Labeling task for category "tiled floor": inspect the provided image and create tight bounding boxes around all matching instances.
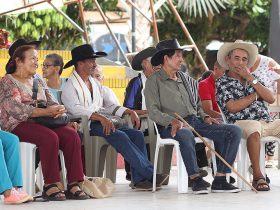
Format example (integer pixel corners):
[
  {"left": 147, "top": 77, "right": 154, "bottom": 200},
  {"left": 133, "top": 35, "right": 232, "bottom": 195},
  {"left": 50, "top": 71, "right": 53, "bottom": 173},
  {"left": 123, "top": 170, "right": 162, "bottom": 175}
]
[{"left": 1, "top": 164, "right": 280, "bottom": 210}]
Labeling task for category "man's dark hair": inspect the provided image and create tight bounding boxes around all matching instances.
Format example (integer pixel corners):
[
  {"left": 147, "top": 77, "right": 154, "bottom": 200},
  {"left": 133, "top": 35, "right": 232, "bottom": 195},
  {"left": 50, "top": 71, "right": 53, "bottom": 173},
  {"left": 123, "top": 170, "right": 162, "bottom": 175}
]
[{"left": 160, "top": 49, "right": 176, "bottom": 64}]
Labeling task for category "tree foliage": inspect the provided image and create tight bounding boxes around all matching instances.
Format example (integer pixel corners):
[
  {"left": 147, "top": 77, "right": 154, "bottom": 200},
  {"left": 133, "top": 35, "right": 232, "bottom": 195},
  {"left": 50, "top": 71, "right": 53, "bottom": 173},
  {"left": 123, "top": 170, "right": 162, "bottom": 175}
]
[
  {"left": 157, "top": 0, "right": 271, "bottom": 77},
  {"left": 177, "top": 0, "right": 232, "bottom": 17},
  {"left": 0, "top": 0, "right": 118, "bottom": 50}
]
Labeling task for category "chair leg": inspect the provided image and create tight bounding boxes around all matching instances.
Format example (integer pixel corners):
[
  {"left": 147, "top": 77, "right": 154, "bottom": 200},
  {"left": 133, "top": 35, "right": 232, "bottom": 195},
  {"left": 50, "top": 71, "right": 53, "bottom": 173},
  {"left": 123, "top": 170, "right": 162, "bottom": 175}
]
[
  {"left": 209, "top": 141, "right": 217, "bottom": 176},
  {"left": 175, "top": 144, "right": 188, "bottom": 193},
  {"left": 59, "top": 151, "right": 67, "bottom": 190},
  {"left": 278, "top": 142, "right": 280, "bottom": 169},
  {"left": 152, "top": 144, "right": 160, "bottom": 192},
  {"left": 20, "top": 143, "right": 37, "bottom": 195},
  {"left": 105, "top": 146, "right": 117, "bottom": 183},
  {"left": 35, "top": 163, "right": 44, "bottom": 192},
  {"left": 260, "top": 142, "right": 266, "bottom": 178}
]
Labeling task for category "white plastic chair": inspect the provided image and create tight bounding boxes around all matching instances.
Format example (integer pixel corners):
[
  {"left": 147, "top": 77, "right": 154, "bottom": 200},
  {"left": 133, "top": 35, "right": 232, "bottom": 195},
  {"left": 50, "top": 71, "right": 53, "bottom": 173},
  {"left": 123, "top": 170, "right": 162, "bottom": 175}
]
[
  {"left": 152, "top": 122, "right": 216, "bottom": 193},
  {"left": 237, "top": 136, "right": 280, "bottom": 190},
  {"left": 218, "top": 105, "right": 280, "bottom": 189},
  {"left": 20, "top": 142, "right": 67, "bottom": 195}
]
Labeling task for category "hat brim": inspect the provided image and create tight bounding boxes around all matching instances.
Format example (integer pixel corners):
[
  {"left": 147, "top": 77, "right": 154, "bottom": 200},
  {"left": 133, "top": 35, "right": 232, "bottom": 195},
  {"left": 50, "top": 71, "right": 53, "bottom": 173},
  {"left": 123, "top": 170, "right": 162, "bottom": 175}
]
[
  {"left": 217, "top": 42, "right": 258, "bottom": 69},
  {"left": 6, "top": 40, "right": 41, "bottom": 71},
  {"left": 131, "top": 48, "right": 157, "bottom": 70},
  {"left": 151, "top": 47, "right": 189, "bottom": 66},
  {"left": 8, "top": 40, "right": 41, "bottom": 56},
  {"left": 63, "top": 52, "right": 107, "bottom": 69}
]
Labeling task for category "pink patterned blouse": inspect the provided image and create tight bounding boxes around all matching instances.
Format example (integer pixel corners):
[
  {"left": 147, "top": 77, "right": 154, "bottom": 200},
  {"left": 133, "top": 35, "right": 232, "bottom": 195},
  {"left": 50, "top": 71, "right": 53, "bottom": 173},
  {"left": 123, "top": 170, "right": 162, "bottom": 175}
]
[{"left": 0, "top": 74, "right": 58, "bottom": 132}]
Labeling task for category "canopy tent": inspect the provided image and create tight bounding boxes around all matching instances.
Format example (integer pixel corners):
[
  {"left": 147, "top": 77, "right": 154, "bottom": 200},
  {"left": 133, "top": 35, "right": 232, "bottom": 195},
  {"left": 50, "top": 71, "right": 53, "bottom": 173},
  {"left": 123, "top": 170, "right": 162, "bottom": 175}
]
[
  {"left": 0, "top": 0, "right": 64, "bottom": 14},
  {"left": 0, "top": 0, "right": 209, "bottom": 72}
]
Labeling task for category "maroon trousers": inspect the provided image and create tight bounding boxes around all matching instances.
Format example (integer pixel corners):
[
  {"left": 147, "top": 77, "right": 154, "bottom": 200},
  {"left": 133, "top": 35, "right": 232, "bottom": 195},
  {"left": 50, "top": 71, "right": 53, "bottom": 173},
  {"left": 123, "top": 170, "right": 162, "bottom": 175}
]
[{"left": 12, "top": 122, "right": 84, "bottom": 184}]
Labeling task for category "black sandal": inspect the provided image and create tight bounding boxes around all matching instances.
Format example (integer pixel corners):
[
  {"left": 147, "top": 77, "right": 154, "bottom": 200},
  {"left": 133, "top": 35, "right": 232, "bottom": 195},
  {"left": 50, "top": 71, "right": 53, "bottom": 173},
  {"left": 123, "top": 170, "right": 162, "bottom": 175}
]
[
  {"left": 65, "top": 183, "right": 89, "bottom": 200},
  {"left": 42, "top": 183, "right": 66, "bottom": 201},
  {"left": 252, "top": 177, "right": 270, "bottom": 191}
]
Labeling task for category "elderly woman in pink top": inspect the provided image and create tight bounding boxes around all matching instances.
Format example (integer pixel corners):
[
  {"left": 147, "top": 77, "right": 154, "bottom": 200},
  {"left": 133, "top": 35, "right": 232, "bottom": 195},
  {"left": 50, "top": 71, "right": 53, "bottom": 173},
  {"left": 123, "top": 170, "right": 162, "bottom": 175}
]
[{"left": 0, "top": 45, "right": 88, "bottom": 201}]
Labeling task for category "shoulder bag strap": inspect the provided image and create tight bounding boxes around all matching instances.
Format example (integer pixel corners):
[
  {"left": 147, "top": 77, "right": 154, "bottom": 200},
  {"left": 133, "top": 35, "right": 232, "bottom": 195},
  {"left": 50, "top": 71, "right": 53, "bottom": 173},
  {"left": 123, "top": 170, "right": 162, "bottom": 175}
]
[{"left": 32, "top": 78, "right": 39, "bottom": 106}]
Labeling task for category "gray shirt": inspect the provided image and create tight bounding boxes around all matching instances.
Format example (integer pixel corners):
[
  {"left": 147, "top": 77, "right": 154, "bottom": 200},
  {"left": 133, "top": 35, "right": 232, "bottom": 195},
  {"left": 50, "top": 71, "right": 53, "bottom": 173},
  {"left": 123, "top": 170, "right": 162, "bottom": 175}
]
[{"left": 144, "top": 69, "right": 208, "bottom": 127}]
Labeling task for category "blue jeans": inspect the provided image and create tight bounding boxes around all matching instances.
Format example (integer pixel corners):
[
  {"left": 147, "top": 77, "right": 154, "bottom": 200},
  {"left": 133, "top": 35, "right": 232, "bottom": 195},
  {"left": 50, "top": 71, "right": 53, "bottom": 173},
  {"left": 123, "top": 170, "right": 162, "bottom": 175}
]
[
  {"left": 160, "top": 116, "right": 241, "bottom": 177},
  {"left": 90, "top": 122, "right": 153, "bottom": 184}
]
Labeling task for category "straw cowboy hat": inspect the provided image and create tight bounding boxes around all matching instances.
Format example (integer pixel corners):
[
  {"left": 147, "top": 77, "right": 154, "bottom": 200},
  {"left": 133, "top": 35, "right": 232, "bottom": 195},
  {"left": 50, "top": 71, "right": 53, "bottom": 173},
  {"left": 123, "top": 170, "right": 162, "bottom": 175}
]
[
  {"left": 151, "top": 39, "right": 191, "bottom": 66},
  {"left": 64, "top": 44, "right": 107, "bottom": 69},
  {"left": 217, "top": 40, "right": 258, "bottom": 69},
  {"left": 131, "top": 47, "right": 157, "bottom": 70},
  {"left": 5, "top": 38, "right": 41, "bottom": 71}
]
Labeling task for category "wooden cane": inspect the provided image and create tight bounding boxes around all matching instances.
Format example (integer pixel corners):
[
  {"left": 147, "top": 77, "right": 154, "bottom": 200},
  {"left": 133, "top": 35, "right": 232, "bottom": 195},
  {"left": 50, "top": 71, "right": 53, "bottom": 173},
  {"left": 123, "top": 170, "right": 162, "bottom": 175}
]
[{"left": 174, "top": 113, "right": 258, "bottom": 193}]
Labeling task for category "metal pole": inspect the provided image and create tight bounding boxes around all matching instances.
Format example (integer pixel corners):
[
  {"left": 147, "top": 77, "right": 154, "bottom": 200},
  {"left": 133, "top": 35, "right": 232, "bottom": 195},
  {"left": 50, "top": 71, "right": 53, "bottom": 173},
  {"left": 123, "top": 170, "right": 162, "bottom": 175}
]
[
  {"left": 48, "top": 1, "right": 85, "bottom": 33},
  {"left": 149, "top": 0, "right": 159, "bottom": 43},
  {"left": 93, "top": 0, "right": 132, "bottom": 68},
  {"left": 126, "top": 0, "right": 152, "bottom": 23},
  {"left": 0, "top": 0, "right": 47, "bottom": 16},
  {"left": 131, "top": 0, "right": 136, "bottom": 52},
  {"left": 77, "top": 0, "right": 89, "bottom": 43},
  {"left": 166, "top": 0, "right": 209, "bottom": 71}
]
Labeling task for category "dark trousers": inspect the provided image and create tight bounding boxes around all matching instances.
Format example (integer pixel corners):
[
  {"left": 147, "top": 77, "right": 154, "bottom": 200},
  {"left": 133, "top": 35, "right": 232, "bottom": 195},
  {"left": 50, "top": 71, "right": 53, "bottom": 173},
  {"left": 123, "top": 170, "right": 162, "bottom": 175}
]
[{"left": 12, "top": 122, "right": 84, "bottom": 184}]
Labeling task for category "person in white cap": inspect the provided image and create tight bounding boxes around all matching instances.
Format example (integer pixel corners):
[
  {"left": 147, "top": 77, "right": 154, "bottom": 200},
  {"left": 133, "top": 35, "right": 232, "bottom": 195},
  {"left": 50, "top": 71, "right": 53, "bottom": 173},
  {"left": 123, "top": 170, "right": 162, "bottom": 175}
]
[{"left": 216, "top": 40, "right": 280, "bottom": 191}]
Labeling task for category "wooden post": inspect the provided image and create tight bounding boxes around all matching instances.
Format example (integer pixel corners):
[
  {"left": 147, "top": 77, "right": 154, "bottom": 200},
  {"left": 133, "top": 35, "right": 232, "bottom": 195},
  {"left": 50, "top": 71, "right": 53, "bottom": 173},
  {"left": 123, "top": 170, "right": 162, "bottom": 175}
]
[
  {"left": 149, "top": 0, "right": 159, "bottom": 43},
  {"left": 77, "top": 0, "right": 89, "bottom": 43},
  {"left": 0, "top": 0, "right": 47, "bottom": 16}
]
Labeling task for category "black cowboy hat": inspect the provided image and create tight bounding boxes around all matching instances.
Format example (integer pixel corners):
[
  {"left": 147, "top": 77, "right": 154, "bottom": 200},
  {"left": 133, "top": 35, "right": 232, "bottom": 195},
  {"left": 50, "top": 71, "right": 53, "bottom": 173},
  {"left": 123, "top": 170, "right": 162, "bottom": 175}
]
[
  {"left": 64, "top": 44, "right": 107, "bottom": 69},
  {"left": 151, "top": 39, "right": 190, "bottom": 66},
  {"left": 131, "top": 47, "right": 157, "bottom": 71},
  {"left": 5, "top": 38, "right": 41, "bottom": 71}
]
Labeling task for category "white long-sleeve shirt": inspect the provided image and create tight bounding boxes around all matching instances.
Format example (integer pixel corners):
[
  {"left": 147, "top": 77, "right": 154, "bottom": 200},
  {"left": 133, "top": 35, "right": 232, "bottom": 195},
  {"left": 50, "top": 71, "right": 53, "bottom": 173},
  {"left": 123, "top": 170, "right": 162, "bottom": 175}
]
[{"left": 61, "top": 71, "right": 127, "bottom": 120}]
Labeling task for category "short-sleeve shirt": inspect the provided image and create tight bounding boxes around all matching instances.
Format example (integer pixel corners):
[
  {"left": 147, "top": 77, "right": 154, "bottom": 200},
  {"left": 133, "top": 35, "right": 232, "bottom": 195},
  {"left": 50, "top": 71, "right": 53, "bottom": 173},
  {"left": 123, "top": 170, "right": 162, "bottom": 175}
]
[
  {"left": 198, "top": 73, "right": 220, "bottom": 113},
  {"left": 216, "top": 72, "right": 272, "bottom": 124}
]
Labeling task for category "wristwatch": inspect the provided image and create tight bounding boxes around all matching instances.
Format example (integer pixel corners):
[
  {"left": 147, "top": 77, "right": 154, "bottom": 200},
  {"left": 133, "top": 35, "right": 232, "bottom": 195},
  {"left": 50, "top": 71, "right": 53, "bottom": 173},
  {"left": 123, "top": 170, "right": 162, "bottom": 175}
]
[{"left": 251, "top": 78, "right": 258, "bottom": 85}]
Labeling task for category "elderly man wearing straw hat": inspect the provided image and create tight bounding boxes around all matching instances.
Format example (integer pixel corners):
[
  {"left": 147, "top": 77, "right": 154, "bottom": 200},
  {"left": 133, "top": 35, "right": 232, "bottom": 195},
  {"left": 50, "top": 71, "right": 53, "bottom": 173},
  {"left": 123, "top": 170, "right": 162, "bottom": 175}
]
[
  {"left": 216, "top": 40, "right": 280, "bottom": 191},
  {"left": 144, "top": 38, "right": 242, "bottom": 194}
]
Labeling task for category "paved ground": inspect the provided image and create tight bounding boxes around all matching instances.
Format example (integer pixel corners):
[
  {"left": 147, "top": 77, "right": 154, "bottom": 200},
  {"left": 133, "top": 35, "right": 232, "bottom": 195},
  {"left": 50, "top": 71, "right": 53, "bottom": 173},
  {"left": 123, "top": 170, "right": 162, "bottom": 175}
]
[{"left": 1, "top": 162, "right": 280, "bottom": 210}]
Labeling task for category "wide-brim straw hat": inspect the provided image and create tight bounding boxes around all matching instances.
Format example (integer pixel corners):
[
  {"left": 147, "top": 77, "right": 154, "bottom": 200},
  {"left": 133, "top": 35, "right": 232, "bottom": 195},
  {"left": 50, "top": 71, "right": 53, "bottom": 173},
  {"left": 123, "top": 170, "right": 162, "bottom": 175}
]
[{"left": 217, "top": 40, "right": 258, "bottom": 69}]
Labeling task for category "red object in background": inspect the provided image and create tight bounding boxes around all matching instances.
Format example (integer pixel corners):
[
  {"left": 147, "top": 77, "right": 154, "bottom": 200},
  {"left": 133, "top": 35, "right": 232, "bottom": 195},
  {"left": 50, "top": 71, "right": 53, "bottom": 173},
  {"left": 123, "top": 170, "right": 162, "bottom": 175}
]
[{"left": 0, "top": 29, "right": 9, "bottom": 49}]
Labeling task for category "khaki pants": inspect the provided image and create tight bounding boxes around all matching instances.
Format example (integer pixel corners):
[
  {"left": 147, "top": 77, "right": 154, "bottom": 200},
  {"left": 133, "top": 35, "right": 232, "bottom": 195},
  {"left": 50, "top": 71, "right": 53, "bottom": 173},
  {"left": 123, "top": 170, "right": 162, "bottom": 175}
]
[{"left": 235, "top": 119, "right": 280, "bottom": 139}]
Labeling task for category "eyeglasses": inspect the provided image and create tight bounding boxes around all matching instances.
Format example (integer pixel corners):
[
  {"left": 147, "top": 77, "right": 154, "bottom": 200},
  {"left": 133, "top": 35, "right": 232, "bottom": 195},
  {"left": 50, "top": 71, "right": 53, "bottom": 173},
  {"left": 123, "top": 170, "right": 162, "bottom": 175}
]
[{"left": 41, "top": 64, "right": 57, "bottom": 69}]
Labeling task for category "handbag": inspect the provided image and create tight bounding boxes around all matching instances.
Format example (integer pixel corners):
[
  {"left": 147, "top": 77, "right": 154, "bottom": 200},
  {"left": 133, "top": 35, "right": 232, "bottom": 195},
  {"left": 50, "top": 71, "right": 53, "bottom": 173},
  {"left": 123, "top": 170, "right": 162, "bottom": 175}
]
[
  {"left": 79, "top": 177, "right": 115, "bottom": 198},
  {"left": 30, "top": 79, "right": 70, "bottom": 128}
]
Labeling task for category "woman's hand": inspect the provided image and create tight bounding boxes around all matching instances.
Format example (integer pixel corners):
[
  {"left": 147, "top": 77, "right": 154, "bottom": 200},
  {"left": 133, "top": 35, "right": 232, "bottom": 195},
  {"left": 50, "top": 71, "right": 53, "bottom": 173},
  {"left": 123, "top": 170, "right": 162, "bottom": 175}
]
[
  {"left": 67, "top": 122, "right": 80, "bottom": 131},
  {"left": 46, "top": 105, "right": 66, "bottom": 118}
]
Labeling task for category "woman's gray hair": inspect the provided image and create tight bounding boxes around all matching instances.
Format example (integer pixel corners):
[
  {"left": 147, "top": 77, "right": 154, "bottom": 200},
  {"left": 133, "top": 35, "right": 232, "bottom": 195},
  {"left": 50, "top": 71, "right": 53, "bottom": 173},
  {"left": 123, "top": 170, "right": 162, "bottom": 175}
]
[{"left": 45, "top": 53, "right": 64, "bottom": 75}]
